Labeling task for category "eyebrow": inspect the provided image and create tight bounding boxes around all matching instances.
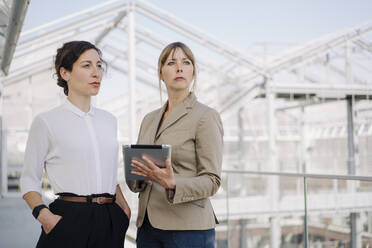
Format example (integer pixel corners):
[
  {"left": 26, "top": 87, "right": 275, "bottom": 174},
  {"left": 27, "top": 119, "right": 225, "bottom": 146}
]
[
  {"left": 167, "top": 57, "right": 190, "bottom": 61},
  {"left": 80, "top": 60, "right": 102, "bottom": 64}
]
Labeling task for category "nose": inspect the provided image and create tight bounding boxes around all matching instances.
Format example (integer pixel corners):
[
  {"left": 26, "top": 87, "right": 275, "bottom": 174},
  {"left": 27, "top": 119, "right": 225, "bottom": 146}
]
[
  {"left": 92, "top": 65, "right": 100, "bottom": 78},
  {"left": 176, "top": 62, "right": 183, "bottom": 73}
]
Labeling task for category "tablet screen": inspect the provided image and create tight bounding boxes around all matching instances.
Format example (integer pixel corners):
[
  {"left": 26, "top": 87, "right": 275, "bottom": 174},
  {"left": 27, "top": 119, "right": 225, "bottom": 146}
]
[{"left": 122, "top": 144, "right": 171, "bottom": 181}]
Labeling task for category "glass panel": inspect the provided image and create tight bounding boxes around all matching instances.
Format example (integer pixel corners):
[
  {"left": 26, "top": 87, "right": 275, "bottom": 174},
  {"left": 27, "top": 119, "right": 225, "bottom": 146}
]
[
  {"left": 6, "top": 130, "right": 27, "bottom": 193},
  {"left": 213, "top": 173, "right": 306, "bottom": 248},
  {"left": 305, "top": 178, "right": 372, "bottom": 248},
  {"left": 214, "top": 173, "right": 372, "bottom": 248}
]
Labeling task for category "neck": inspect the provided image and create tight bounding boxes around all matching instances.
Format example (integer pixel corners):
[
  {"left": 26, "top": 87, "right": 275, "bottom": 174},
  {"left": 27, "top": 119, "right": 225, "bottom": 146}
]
[
  {"left": 166, "top": 90, "right": 189, "bottom": 113},
  {"left": 67, "top": 93, "right": 91, "bottom": 113}
]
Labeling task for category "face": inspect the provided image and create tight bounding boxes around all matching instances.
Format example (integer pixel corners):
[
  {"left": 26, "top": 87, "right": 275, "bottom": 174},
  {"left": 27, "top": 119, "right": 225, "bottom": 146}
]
[
  {"left": 60, "top": 49, "right": 103, "bottom": 97},
  {"left": 160, "top": 47, "right": 194, "bottom": 93}
]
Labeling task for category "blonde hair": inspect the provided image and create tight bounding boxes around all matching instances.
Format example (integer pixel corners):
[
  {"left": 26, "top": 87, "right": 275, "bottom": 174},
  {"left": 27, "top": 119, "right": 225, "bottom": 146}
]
[{"left": 157, "top": 42, "right": 197, "bottom": 104}]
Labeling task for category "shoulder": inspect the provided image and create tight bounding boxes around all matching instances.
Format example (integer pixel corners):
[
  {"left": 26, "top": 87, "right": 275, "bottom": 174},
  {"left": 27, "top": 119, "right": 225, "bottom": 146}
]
[
  {"left": 94, "top": 108, "right": 117, "bottom": 123},
  {"left": 193, "top": 101, "right": 220, "bottom": 120},
  {"left": 142, "top": 107, "right": 163, "bottom": 123},
  {"left": 193, "top": 101, "right": 223, "bottom": 133},
  {"left": 29, "top": 106, "right": 63, "bottom": 134},
  {"left": 33, "top": 105, "right": 64, "bottom": 125}
]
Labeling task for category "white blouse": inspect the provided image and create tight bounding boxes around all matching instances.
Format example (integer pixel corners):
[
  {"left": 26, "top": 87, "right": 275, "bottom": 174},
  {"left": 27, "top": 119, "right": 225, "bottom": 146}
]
[{"left": 20, "top": 99, "right": 119, "bottom": 196}]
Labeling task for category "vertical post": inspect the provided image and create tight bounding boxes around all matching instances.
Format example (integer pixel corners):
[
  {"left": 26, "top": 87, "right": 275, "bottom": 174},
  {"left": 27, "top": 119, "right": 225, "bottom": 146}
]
[
  {"left": 238, "top": 107, "right": 246, "bottom": 247},
  {"left": 0, "top": 76, "right": 7, "bottom": 197},
  {"left": 350, "top": 213, "right": 361, "bottom": 248},
  {"left": 346, "top": 97, "right": 361, "bottom": 248},
  {"left": 346, "top": 52, "right": 355, "bottom": 180},
  {"left": 345, "top": 41, "right": 353, "bottom": 85},
  {"left": 0, "top": 118, "right": 2, "bottom": 196},
  {"left": 238, "top": 107, "right": 244, "bottom": 170},
  {"left": 1, "top": 128, "right": 7, "bottom": 197},
  {"left": 239, "top": 219, "right": 247, "bottom": 248},
  {"left": 128, "top": 2, "right": 136, "bottom": 144},
  {"left": 298, "top": 105, "right": 309, "bottom": 248},
  {"left": 346, "top": 38, "right": 360, "bottom": 248},
  {"left": 0, "top": 78, "right": 3, "bottom": 196},
  {"left": 226, "top": 174, "right": 230, "bottom": 247},
  {"left": 297, "top": 106, "right": 306, "bottom": 194},
  {"left": 303, "top": 177, "right": 308, "bottom": 248},
  {"left": 266, "top": 77, "right": 280, "bottom": 248},
  {"left": 332, "top": 159, "right": 338, "bottom": 203},
  {"left": 237, "top": 107, "right": 244, "bottom": 194},
  {"left": 325, "top": 53, "right": 330, "bottom": 84}
]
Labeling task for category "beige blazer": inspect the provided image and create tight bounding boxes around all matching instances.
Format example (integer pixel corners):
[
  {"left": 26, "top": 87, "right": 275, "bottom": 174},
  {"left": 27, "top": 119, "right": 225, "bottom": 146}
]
[{"left": 128, "top": 92, "right": 224, "bottom": 230}]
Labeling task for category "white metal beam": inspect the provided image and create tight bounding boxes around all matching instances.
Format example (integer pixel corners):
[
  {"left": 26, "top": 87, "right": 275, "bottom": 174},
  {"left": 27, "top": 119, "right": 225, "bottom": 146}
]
[
  {"left": 128, "top": 3, "right": 136, "bottom": 143},
  {"left": 95, "top": 9, "right": 128, "bottom": 45},
  {"left": 135, "top": 0, "right": 267, "bottom": 77},
  {"left": 270, "top": 82, "right": 372, "bottom": 98},
  {"left": 1, "top": 0, "right": 29, "bottom": 75},
  {"left": 221, "top": 21, "right": 372, "bottom": 110},
  {"left": 15, "top": 19, "right": 114, "bottom": 59},
  {"left": 20, "top": 0, "right": 123, "bottom": 38}
]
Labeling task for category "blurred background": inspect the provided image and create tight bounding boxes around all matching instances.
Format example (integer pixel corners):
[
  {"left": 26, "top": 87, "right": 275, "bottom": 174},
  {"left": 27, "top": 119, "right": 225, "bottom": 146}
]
[{"left": 1, "top": 0, "right": 372, "bottom": 247}]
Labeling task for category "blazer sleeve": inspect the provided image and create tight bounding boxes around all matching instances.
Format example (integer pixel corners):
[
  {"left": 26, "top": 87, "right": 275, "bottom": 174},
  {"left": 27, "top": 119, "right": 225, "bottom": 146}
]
[
  {"left": 171, "top": 109, "right": 224, "bottom": 204},
  {"left": 20, "top": 115, "right": 51, "bottom": 196},
  {"left": 126, "top": 114, "right": 149, "bottom": 193}
]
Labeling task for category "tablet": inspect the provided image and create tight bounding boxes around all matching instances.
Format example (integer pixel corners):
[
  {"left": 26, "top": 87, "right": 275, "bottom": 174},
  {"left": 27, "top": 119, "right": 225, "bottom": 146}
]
[{"left": 123, "top": 144, "right": 171, "bottom": 181}]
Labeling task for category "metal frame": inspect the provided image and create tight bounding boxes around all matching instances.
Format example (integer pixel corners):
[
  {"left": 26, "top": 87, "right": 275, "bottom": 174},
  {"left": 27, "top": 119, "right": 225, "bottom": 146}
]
[
  {"left": 0, "top": 0, "right": 29, "bottom": 75},
  {"left": 0, "top": 1, "right": 371, "bottom": 247},
  {"left": 220, "top": 170, "right": 372, "bottom": 247}
]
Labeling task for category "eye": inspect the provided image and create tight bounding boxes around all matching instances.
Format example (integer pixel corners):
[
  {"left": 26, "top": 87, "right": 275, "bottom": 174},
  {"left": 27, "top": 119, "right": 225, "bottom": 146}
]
[
  {"left": 97, "top": 64, "right": 104, "bottom": 70},
  {"left": 167, "top": 61, "right": 175, "bottom": 66},
  {"left": 183, "top": 60, "right": 191, "bottom": 65},
  {"left": 83, "top": 64, "right": 90, "bottom": 68}
]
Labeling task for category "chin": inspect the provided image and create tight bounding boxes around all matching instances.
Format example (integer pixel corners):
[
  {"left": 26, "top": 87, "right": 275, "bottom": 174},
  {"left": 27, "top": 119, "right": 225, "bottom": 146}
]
[
  {"left": 90, "top": 90, "right": 100, "bottom": 96},
  {"left": 170, "top": 85, "right": 189, "bottom": 91}
]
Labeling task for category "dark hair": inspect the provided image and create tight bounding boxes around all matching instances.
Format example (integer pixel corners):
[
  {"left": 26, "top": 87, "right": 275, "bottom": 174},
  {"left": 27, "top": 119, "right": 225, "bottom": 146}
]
[{"left": 54, "top": 41, "right": 105, "bottom": 96}]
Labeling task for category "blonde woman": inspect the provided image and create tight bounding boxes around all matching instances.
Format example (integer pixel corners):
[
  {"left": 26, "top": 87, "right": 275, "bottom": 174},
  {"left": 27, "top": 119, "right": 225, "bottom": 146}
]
[{"left": 128, "top": 42, "right": 223, "bottom": 248}]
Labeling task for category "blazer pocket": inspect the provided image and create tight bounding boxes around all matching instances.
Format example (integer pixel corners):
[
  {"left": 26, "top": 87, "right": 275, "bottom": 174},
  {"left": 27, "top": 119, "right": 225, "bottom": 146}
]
[{"left": 190, "top": 198, "right": 206, "bottom": 208}]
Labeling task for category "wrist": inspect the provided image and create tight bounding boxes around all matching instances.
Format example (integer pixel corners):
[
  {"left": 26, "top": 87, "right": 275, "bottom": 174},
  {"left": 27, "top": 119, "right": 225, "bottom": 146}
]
[
  {"left": 167, "top": 180, "right": 176, "bottom": 190},
  {"left": 36, "top": 208, "right": 51, "bottom": 223},
  {"left": 32, "top": 204, "right": 48, "bottom": 220}
]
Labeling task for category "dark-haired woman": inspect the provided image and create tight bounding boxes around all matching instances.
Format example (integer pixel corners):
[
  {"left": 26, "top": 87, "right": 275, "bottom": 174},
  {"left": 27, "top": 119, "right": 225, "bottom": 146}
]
[{"left": 20, "top": 41, "right": 130, "bottom": 248}]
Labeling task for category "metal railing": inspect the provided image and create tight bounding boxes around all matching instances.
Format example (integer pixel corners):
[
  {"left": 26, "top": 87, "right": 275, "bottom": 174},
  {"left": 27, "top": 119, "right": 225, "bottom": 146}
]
[{"left": 219, "top": 170, "right": 372, "bottom": 248}]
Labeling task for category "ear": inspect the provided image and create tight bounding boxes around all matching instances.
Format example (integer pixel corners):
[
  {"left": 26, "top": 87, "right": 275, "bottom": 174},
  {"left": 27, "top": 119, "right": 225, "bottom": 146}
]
[{"left": 60, "top": 67, "right": 71, "bottom": 82}]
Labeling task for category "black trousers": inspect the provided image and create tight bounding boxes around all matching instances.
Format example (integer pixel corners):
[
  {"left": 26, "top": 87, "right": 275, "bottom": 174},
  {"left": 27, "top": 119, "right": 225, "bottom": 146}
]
[{"left": 36, "top": 199, "right": 129, "bottom": 248}]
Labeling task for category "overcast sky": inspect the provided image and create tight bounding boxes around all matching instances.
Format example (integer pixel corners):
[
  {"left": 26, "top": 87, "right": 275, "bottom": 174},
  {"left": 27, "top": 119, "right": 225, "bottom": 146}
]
[{"left": 22, "top": 0, "right": 372, "bottom": 50}]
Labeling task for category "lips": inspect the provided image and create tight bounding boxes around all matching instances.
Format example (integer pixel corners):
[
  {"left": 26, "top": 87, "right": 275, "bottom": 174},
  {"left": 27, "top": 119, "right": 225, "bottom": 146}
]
[
  {"left": 174, "top": 77, "right": 185, "bottom": 81},
  {"left": 90, "top": 82, "right": 100, "bottom": 87}
]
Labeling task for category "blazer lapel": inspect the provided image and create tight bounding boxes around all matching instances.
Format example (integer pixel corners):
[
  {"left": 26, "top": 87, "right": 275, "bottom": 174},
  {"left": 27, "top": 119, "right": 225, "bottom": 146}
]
[
  {"left": 148, "top": 103, "right": 167, "bottom": 144},
  {"left": 155, "top": 92, "right": 196, "bottom": 140}
]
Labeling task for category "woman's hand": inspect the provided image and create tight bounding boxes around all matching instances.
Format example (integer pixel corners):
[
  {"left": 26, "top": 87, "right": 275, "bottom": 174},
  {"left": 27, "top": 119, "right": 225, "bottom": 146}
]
[
  {"left": 115, "top": 184, "right": 131, "bottom": 219},
  {"left": 131, "top": 156, "right": 176, "bottom": 189},
  {"left": 37, "top": 208, "right": 62, "bottom": 234}
]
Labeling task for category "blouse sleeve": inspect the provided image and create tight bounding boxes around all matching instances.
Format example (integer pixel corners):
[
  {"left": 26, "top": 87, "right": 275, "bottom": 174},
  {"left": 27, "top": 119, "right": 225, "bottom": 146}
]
[{"left": 20, "top": 115, "right": 51, "bottom": 196}]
